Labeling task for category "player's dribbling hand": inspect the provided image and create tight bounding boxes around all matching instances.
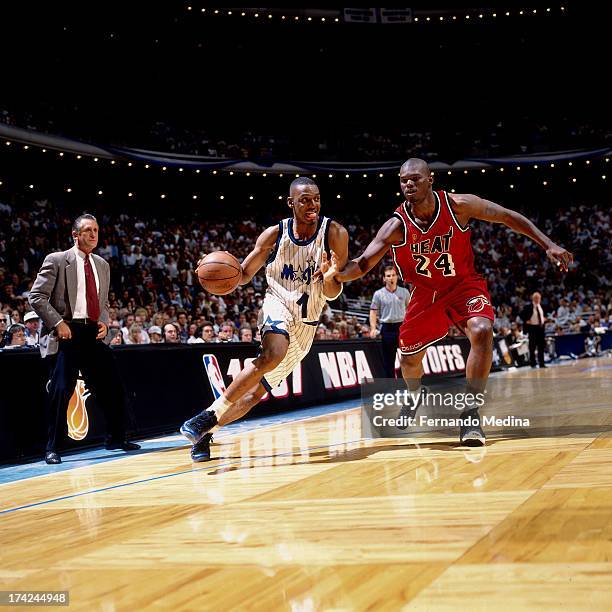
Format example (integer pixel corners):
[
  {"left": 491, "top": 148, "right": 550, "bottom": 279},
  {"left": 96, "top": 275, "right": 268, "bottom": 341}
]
[{"left": 546, "top": 244, "right": 573, "bottom": 272}]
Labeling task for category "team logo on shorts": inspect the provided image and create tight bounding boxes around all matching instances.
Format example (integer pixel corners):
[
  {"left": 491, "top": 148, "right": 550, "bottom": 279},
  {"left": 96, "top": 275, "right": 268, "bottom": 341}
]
[{"left": 466, "top": 295, "right": 491, "bottom": 314}]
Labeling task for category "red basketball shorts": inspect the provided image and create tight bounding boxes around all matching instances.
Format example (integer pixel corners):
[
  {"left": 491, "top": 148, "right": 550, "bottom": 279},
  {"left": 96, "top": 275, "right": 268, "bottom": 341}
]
[{"left": 398, "top": 276, "right": 494, "bottom": 355}]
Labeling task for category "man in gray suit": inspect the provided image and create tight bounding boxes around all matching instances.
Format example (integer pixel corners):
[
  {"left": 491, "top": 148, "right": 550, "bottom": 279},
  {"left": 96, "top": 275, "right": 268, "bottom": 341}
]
[{"left": 29, "top": 213, "right": 140, "bottom": 464}]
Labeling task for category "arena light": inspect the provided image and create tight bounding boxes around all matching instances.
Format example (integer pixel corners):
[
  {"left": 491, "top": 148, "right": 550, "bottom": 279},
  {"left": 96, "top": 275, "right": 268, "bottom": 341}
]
[
  {"left": 187, "top": 6, "right": 191, "bottom": 10},
  {"left": 98, "top": 190, "right": 103, "bottom": 195},
  {"left": 220, "top": 195, "right": 225, "bottom": 199},
  {"left": 602, "top": 175, "right": 607, "bottom": 180},
  {"left": 572, "top": 178, "right": 577, "bottom": 183},
  {"left": 59, "top": 152, "right": 64, "bottom": 157},
  {"left": 145, "top": 164, "right": 150, "bottom": 168},
  {"left": 29, "top": 184, "right": 34, "bottom": 189},
  {"left": 249, "top": 195, "right": 254, "bottom": 200},
  {"left": 363, "top": 173, "right": 367, "bottom": 178},
  {"left": 336, "top": 194, "right": 341, "bottom": 199},
  {"left": 534, "top": 164, "right": 538, "bottom": 169},
  {"left": 179, "top": 167, "right": 184, "bottom": 172},
  {"left": 379, "top": 173, "right": 384, "bottom": 177},
  {"left": 279, "top": 173, "right": 284, "bottom": 177},
  {"left": 5, "top": 141, "right": 10, "bottom": 145},
  {"left": 606, "top": 158, "right": 610, "bottom": 162},
  {"left": 111, "top": 160, "right": 116, "bottom": 165},
  {"left": 229, "top": 171, "right": 234, "bottom": 175},
  {"left": 345, "top": 174, "right": 350, "bottom": 178},
  {"left": 510, "top": 184, "right": 515, "bottom": 189},
  {"left": 160, "top": 193, "right": 166, "bottom": 198},
  {"left": 568, "top": 161, "right": 573, "bottom": 166},
  {"left": 128, "top": 192, "right": 133, "bottom": 197},
  {"left": 192, "top": 195, "right": 198, "bottom": 199},
  {"left": 586, "top": 160, "right": 590, "bottom": 165},
  {"left": 196, "top": 169, "right": 201, "bottom": 173},
  {"left": 278, "top": 195, "right": 283, "bottom": 199},
  {"left": 328, "top": 174, "right": 333, "bottom": 178},
  {"left": 543, "top": 181, "right": 548, "bottom": 186},
  {"left": 447, "top": 170, "right": 452, "bottom": 175},
  {"left": 550, "top": 163, "right": 555, "bottom": 168},
  {"left": 23, "top": 145, "right": 29, "bottom": 150},
  {"left": 246, "top": 172, "right": 251, "bottom": 176},
  {"left": 42, "top": 148, "right": 46, "bottom": 152},
  {"left": 76, "top": 155, "right": 82, "bottom": 159},
  {"left": 66, "top": 188, "right": 72, "bottom": 193},
  {"left": 162, "top": 166, "right": 167, "bottom": 171},
  {"left": 368, "top": 193, "right": 373, "bottom": 198},
  {"left": 500, "top": 167, "right": 505, "bottom": 172},
  {"left": 94, "top": 157, "right": 99, "bottom": 162},
  {"left": 516, "top": 166, "right": 521, "bottom": 171},
  {"left": 481, "top": 169, "right": 486, "bottom": 173},
  {"left": 464, "top": 170, "right": 468, "bottom": 174},
  {"left": 451, "top": 188, "right": 456, "bottom": 193},
  {"left": 396, "top": 192, "right": 401, "bottom": 196},
  {"left": 262, "top": 172, "right": 267, "bottom": 177}
]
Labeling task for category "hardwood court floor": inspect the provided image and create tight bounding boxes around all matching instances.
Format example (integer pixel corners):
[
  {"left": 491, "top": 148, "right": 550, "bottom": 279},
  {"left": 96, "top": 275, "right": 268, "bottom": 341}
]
[{"left": 1, "top": 358, "right": 611, "bottom": 610}]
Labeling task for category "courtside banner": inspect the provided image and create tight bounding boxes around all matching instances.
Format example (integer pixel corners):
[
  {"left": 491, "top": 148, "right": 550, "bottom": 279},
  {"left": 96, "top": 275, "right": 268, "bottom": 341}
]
[{"left": 1, "top": 337, "right": 505, "bottom": 462}]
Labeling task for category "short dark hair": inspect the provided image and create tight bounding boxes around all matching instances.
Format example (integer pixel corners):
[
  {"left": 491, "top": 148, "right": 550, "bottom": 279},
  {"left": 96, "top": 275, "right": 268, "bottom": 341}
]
[
  {"left": 383, "top": 265, "right": 396, "bottom": 274},
  {"left": 72, "top": 213, "right": 97, "bottom": 233},
  {"left": 289, "top": 177, "right": 317, "bottom": 194}
]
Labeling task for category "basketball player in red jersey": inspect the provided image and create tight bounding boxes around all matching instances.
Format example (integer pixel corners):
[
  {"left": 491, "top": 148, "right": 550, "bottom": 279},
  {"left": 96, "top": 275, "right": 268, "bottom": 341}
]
[{"left": 324, "top": 158, "right": 573, "bottom": 445}]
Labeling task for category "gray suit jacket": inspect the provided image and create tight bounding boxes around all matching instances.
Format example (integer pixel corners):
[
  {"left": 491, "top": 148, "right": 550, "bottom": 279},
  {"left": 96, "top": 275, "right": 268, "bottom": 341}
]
[{"left": 28, "top": 248, "right": 111, "bottom": 357}]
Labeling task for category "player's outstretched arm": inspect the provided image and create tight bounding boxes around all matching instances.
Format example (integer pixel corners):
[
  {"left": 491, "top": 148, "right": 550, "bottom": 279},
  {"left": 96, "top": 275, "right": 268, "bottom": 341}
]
[
  {"left": 451, "top": 193, "right": 574, "bottom": 272},
  {"left": 239, "top": 225, "right": 280, "bottom": 285},
  {"left": 334, "top": 217, "right": 404, "bottom": 282},
  {"left": 320, "top": 222, "right": 349, "bottom": 299}
]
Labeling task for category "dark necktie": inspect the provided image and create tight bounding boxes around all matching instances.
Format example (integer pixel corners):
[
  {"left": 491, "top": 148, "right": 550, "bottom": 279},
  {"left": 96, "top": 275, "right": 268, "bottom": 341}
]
[
  {"left": 84, "top": 255, "right": 100, "bottom": 321},
  {"left": 536, "top": 304, "right": 542, "bottom": 325}
]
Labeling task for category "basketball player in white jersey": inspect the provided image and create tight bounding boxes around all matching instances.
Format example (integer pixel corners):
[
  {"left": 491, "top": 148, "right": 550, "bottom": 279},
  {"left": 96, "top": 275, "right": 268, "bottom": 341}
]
[{"left": 180, "top": 177, "right": 349, "bottom": 461}]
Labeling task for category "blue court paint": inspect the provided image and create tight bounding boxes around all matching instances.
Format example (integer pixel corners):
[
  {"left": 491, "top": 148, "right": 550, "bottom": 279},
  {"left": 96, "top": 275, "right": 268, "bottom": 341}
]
[{"left": 0, "top": 398, "right": 362, "bottom": 487}]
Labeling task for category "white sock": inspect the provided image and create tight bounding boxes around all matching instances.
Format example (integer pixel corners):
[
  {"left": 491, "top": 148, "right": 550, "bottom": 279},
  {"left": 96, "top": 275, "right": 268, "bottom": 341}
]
[{"left": 208, "top": 396, "right": 233, "bottom": 419}]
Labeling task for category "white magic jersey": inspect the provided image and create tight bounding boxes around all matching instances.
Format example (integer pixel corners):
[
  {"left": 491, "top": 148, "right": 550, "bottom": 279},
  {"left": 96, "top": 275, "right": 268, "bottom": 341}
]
[
  {"left": 265, "top": 215, "right": 337, "bottom": 323},
  {"left": 258, "top": 215, "right": 342, "bottom": 390}
]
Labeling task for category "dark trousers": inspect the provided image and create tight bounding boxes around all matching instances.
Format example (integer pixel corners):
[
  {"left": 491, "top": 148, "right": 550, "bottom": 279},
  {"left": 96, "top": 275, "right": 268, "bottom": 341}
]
[
  {"left": 45, "top": 322, "right": 126, "bottom": 451},
  {"left": 380, "top": 322, "right": 401, "bottom": 379},
  {"left": 527, "top": 325, "right": 546, "bottom": 367}
]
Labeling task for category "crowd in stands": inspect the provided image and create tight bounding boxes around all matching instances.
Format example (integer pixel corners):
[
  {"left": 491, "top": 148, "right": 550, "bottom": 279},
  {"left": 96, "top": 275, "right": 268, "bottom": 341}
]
[
  {"left": 3, "top": 108, "right": 610, "bottom": 163},
  {"left": 1, "top": 195, "right": 610, "bottom": 354}
]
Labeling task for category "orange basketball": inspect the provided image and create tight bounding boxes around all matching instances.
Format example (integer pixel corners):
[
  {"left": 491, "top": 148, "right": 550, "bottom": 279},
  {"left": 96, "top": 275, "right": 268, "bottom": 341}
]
[{"left": 197, "top": 251, "right": 242, "bottom": 295}]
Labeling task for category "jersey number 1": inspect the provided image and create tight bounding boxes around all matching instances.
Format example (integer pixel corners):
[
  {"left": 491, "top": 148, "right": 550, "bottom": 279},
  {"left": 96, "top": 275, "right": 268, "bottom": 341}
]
[{"left": 296, "top": 291, "right": 309, "bottom": 320}]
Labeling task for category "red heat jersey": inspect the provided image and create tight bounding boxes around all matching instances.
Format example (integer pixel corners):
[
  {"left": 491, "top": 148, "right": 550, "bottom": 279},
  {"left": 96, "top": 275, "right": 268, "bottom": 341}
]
[{"left": 391, "top": 190, "right": 478, "bottom": 292}]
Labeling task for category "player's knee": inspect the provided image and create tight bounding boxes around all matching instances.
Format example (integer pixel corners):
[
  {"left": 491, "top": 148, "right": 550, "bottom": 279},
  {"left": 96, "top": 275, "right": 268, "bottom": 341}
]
[
  {"left": 255, "top": 346, "right": 286, "bottom": 372},
  {"left": 470, "top": 320, "right": 493, "bottom": 346},
  {"left": 400, "top": 352, "right": 422, "bottom": 371}
]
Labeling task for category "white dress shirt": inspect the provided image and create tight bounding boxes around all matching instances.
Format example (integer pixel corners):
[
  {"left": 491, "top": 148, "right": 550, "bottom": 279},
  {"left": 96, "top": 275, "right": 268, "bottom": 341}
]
[
  {"left": 528, "top": 302, "right": 545, "bottom": 326},
  {"left": 73, "top": 246, "right": 100, "bottom": 319}
]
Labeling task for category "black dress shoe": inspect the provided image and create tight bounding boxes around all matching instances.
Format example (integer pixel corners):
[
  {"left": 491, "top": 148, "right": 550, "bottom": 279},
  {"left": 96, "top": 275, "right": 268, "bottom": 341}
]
[
  {"left": 45, "top": 451, "right": 62, "bottom": 464},
  {"left": 191, "top": 434, "right": 213, "bottom": 462},
  {"left": 104, "top": 440, "right": 141, "bottom": 451}
]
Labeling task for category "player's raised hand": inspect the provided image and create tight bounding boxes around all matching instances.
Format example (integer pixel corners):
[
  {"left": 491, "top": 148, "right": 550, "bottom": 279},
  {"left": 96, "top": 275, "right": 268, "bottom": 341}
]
[
  {"left": 546, "top": 243, "right": 573, "bottom": 272},
  {"left": 321, "top": 249, "right": 340, "bottom": 282}
]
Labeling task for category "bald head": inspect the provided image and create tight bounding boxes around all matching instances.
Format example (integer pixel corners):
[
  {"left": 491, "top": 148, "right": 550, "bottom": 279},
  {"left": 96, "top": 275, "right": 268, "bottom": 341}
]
[
  {"left": 400, "top": 158, "right": 431, "bottom": 176},
  {"left": 289, "top": 177, "right": 317, "bottom": 196}
]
